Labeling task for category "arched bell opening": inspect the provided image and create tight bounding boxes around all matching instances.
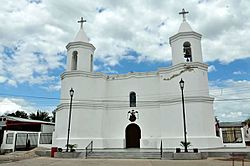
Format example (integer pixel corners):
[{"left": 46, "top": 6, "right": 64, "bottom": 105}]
[
  {"left": 71, "top": 51, "right": 78, "bottom": 70},
  {"left": 183, "top": 41, "right": 192, "bottom": 62}
]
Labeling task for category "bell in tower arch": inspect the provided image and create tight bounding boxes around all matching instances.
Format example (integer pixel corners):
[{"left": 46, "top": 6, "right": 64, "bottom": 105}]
[{"left": 183, "top": 41, "right": 192, "bottom": 62}]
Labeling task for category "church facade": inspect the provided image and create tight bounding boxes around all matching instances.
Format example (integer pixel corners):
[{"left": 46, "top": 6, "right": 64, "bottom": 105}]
[{"left": 53, "top": 12, "right": 223, "bottom": 149}]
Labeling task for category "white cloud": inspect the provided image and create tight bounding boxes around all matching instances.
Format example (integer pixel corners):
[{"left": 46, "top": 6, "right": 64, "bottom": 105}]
[
  {"left": 0, "top": 0, "right": 249, "bottom": 86},
  {"left": 93, "top": 64, "right": 101, "bottom": 71},
  {"left": 221, "top": 112, "right": 243, "bottom": 120},
  {"left": 101, "top": 67, "right": 118, "bottom": 74},
  {"left": 7, "top": 80, "right": 17, "bottom": 87},
  {"left": 233, "top": 71, "right": 247, "bottom": 75},
  {"left": 196, "top": 1, "right": 250, "bottom": 63},
  {"left": 41, "top": 80, "right": 61, "bottom": 91},
  {"left": 0, "top": 76, "right": 7, "bottom": 83},
  {"left": 0, "top": 98, "right": 56, "bottom": 116},
  {"left": 0, "top": 98, "right": 32, "bottom": 115},
  {"left": 209, "top": 79, "right": 250, "bottom": 122},
  {"left": 208, "top": 65, "right": 216, "bottom": 72},
  {"left": 0, "top": 1, "right": 65, "bottom": 87}
]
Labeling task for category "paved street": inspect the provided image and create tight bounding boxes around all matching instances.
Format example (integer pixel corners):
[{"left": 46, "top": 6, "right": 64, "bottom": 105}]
[{"left": 0, "top": 157, "right": 250, "bottom": 166}]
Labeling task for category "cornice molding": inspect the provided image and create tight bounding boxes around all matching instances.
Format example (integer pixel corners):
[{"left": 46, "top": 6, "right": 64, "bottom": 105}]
[
  {"left": 66, "top": 41, "right": 96, "bottom": 51},
  {"left": 55, "top": 95, "right": 214, "bottom": 112},
  {"left": 169, "top": 31, "right": 202, "bottom": 45},
  {"left": 61, "top": 62, "right": 208, "bottom": 80}
]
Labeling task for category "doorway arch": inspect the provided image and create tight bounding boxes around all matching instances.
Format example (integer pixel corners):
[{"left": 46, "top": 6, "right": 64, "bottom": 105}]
[{"left": 125, "top": 123, "right": 141, "bottom": 148}]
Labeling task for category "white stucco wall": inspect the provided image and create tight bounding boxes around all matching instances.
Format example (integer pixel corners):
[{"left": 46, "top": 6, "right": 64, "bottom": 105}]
[
  {"left": 53, "top": 62, "right": 223, "bottom": 149},
  {"left": 53, "top": 20, "right": 223, "bottom": 150}
]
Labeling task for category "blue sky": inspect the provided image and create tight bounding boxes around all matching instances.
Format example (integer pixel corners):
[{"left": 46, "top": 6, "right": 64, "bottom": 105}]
[{"left": 0, "top": 0, "right": 250, "bottom": 122}]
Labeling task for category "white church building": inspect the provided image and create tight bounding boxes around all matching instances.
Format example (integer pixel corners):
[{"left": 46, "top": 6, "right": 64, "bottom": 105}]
[{"left": 53, "top": 10, "right": 223, "bottom": 149}]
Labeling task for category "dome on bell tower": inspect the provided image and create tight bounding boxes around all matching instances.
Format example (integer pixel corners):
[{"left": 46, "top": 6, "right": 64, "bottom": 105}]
[
  {"left": 74, "top": 28, "right": 89, "bottom": 42},
  {"left": 66, "top": 17, "right": 95, "bottom": 72},
  {"left": 178, "top": 21, "right": 193, "bottom": 33},
  {"left": 73, "top": 17, "right": 89, "bottom": 42}
]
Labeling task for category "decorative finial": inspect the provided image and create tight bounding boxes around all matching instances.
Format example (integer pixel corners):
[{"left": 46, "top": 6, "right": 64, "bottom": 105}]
[
  {"left": 179, "top": 8, "right": 189, "bottom": 22},
  {"left": 77, "top": 17, "right": 86, "bottom": 29}
]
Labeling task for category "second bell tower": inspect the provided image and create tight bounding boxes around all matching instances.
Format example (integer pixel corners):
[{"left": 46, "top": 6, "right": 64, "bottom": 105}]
[{"left": 66, "top": 17, "right": 95, "bottom": 72}]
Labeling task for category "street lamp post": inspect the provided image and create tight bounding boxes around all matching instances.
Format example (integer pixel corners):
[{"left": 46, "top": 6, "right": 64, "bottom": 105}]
[
  {"left": 66, "top": 88, "right": 74, "bottom": 152},
  {"left": 179, "top": 78, "right": 188, "bottom": 152}
]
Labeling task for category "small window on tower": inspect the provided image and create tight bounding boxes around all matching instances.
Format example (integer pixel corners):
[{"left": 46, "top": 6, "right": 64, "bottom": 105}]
[
  {"left": 71, "top": 51, "right": 78, "bottom": 70},
  {"left": 183, "top": 41, "right": 192, "bottom": 62},
  {"left": 130, "top": 92, "right": 136, "bottom": 107}
]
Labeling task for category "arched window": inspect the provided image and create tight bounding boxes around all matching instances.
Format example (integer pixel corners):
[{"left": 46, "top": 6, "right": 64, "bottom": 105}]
[
  {"left": 71, "top": 51, "right": 78, "bottom": 70},
  {"left": 130, "top": 92, "right": 136, "bottom": 107},
  {"left": 90, "top": 54, "right": 93, "bottom": 72},
  {"left": 183, "top": 41, "right": 192, "bottom": 62}
]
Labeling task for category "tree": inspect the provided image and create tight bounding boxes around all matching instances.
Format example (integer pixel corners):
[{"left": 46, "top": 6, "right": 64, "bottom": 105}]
[
  {"left": 29, "top": 110, "right": 51, "bottom": 122},
  {"left": 6, "top": 110, "right": 28, "bottom": 119},
  {"left": 52, "top": 110, "right": 56, "bottom": 123},
  {"left": 244, "top": 118, "right": 250, "bottom": 125}
]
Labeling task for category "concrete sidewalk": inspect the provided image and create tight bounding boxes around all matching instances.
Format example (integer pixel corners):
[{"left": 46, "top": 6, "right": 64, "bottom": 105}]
[{"left": 0, "top": 157, "right": 250, "bottom": 166}]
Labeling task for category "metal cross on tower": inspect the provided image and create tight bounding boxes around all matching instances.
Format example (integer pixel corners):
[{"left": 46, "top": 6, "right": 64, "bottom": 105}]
[
  {"left": 179, "top": 9, "right": 189, "bottom": 22},
  {"left": 78, "top": 17, "right": 86, "bottom": 29}
]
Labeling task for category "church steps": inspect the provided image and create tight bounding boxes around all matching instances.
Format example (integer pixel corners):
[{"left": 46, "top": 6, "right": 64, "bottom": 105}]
[{"left": 87, "top": 151, "right": 161, "bottom": 159}]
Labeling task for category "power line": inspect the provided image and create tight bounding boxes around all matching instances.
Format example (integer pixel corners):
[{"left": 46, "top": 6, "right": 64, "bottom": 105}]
[
  {"left": 2, "top": 82, "right": 249, "bottom": 102},
  {"left": 0, "top": 93, "right": 59, "bottom": 100},
  {"left": 0, "top": 88, "right": 250, "bottom": 106}
]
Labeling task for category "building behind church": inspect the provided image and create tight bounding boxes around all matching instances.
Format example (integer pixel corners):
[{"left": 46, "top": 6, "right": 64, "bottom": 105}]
[{"left": 53, "top": 11, "right": 223, "bottom": 149}]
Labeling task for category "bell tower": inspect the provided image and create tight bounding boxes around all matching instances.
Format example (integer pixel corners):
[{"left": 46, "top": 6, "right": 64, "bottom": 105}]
[
  {"left": 169, "top": 9, "right": 203, "bottom": 65},
  {"left": 66, "top": 17, "right": 95, "bottom": 72}
]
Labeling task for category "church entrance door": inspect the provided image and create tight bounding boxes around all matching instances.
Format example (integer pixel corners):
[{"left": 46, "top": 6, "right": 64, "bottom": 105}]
[{"left": 125, "top": 123, "right": 141, "bottom": 148}]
